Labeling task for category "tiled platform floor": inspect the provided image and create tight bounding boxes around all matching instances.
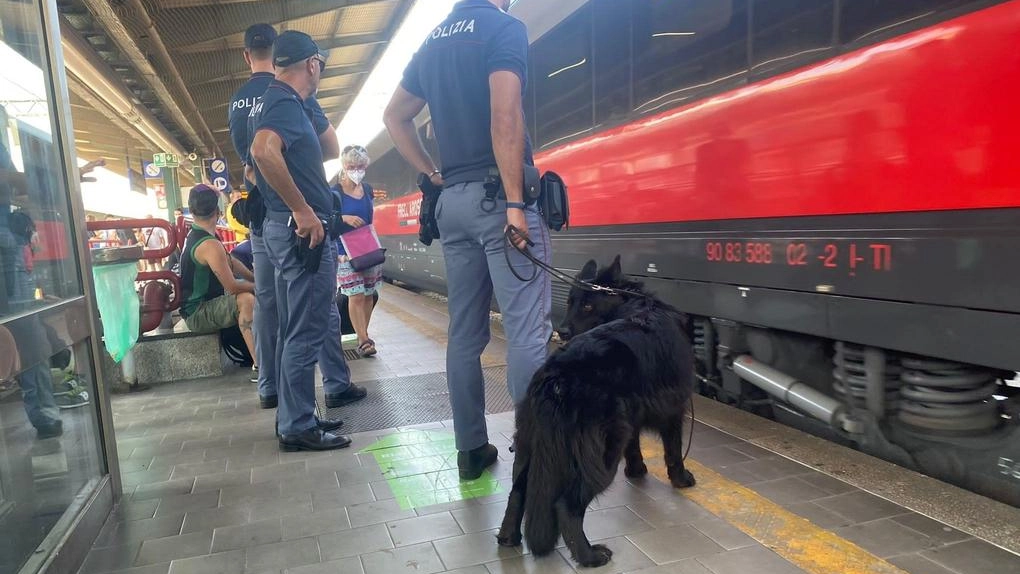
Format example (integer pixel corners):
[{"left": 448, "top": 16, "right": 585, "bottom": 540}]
[{"left": 82, "top": 285, "right": 1020, "bottom": 574}]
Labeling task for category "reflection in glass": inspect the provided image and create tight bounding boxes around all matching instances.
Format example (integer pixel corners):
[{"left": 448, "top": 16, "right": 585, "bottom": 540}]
[
  {"left": 1, "top": 8, "right": 82, "bottom": 321},
  {"left": 0, "top": 336, "right": 103, "bottom": 574},
  {"left": 0, "top": 5, "right": 104, "bottom": 574}
]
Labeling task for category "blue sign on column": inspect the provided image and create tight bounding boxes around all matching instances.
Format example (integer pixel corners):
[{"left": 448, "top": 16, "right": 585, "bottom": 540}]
[
  {"left": 207, "top": 157, "right": 229, "bottom": 191},
  {"left": 142, "top": 161, "right": 162, "bottom": 179}
]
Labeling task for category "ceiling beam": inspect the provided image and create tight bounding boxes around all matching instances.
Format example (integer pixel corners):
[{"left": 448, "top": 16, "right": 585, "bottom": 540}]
[
  {"left": 177, "top": 31, "right": 390, "bottom": 55},
  {"left": 153, "top": 0, "right": 391, "bottom": 47},
  {"left": 77, "top": 0, "right": 218, "bottom": 156}
]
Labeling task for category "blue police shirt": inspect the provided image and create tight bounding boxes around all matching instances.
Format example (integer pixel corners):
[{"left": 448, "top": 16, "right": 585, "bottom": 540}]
[
  {"left": 400, "top": 0, "right": 533, "bottom": 186},
  {"left": 228, "top": 72, "right": 274, "bottom": 168},
  {"left": 250, "top": 80, "right": 332, "bottom": 216}
]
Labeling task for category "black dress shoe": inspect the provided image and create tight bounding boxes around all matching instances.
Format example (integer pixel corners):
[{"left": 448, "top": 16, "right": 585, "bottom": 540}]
[
  {"left": 458, "top": 443, "right": 498, "bottom": 480},
  {"left": 324, "top": 384, "right": 368, "bottom": 408},
  {"left": 316, "top": 416, "right": 344, "bottom": 432},
  {"left": 260, "top": 395, "right": 278, "bottom": 409},
  {"left": 275, "top": 416, "right": 343, "bottom": 438},
  {"left": 279, "top": 429, "right": 352, "bottom": 452}
]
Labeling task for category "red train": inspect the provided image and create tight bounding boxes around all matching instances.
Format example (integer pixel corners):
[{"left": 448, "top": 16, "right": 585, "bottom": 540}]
[{"left": 370, "top": 0, "right": 1020, "bottom": 506}]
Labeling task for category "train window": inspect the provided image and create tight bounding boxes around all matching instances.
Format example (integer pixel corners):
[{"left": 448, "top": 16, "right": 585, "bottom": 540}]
[
  {"left": 593, "top": 0, "right": 632, "bottom": 126},
  {"left": 633, "top": 0, "right": 749, "bottom": 116},
  {"left": 839, "top": 0, "right": 978, "bottom": 45},
  {"left": 533, "top": 5, "right": 594, "bottom": 149},
  {"left": 752, "top": 0, "right": 834, "bottom": 76}
]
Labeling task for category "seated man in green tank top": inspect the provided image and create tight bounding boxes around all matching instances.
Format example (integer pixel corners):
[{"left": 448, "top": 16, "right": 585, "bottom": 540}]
[{"left": 179, "top": 185, "right": 257, "bottom": 361}]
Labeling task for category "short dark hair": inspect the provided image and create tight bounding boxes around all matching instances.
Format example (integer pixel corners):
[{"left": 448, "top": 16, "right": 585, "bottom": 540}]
[
  {"left": 248, "top": 45, "right": 272, "bottom": 62},
  {"left": 188, "top": 184, "right": 220, "bottom": 218}
]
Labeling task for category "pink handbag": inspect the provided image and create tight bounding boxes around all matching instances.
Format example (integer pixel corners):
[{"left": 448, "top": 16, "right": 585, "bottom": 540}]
[{"left": 339, "top": 224, "right": 386, "bottom": 271}]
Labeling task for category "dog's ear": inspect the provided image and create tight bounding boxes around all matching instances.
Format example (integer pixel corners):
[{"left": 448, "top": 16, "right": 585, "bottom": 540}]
[
  {"left": 601, "top": 255, "right": 623, "bottom": 284},
  {"left": 579, "top": 259, "right": 598, "bottom": 282}
]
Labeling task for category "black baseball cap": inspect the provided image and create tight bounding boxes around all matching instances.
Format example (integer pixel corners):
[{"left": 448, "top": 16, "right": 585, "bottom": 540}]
[
  {"left": 189, "top": 184, "right": 220, "bottom": 218},
  {"left": 245, "top": 23, "right": 277, "bottom": 50},
  {"left": 273, "top": 30, "right": 327, "bottom": 68}
]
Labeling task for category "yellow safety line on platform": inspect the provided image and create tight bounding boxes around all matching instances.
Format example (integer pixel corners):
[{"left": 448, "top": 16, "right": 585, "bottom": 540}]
[{"left": 641, "top": 440, "right": 909, "bottom": 574}]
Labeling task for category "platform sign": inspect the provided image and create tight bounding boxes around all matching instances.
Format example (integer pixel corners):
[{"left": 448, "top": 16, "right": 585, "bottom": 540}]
[
  {"left": 212, "top": 176, "right": 229, "bottom": 191},
  {"left": 153, "top": 152, "right": 180, "bottom": 168},
  {"left": 142, "top": 161, "right": 162, "bottom": 179}
]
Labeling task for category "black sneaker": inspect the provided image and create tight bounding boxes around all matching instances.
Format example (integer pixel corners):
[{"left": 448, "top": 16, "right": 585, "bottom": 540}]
[
  {"left": 36, "top": 420, "right": 63, "bottom": 440},
  {"left": 324, "top": 384, "right": 368, "bottom": 408},
  {"left": 260, "top": 395, "right": 278, "bottom": 409},
  {"left": 458, "top": 443, "right": 498, "bottom": 480}
]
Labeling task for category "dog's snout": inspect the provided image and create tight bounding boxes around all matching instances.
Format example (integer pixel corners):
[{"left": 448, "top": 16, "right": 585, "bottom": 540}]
[{"left": 555, "top": 326, "right": 573, "bottom": 341}]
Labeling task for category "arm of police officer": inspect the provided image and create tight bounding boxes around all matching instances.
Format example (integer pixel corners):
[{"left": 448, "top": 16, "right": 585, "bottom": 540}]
[
  {"left": 196, "top": 241, "right": 254, "bottom": 295},
  {"left": 250, "top": 129, "right": 324, "bottom": 248},
  {"left": 306, "top": 97, "right": 340, "bottom": 161},
  {"left": 489, "top": 19, "right": 530, "bottom": 248},
  {"left": 384, "top": 89, "right": 441, "bottom": 188}
]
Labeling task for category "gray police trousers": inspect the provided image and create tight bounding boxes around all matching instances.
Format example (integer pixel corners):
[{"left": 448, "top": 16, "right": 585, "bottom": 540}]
[
  {"left": 436, "top": 181, "right": 553, "bottom": 452},
  {"left": 261, "top": 220, "right": 351, "bottom": 436},
  {"left": 251, "top": 232, "right": 352, "bottom": 404}
]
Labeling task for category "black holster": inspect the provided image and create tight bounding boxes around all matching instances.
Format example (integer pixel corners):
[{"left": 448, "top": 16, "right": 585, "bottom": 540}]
[{"left": 418, "top": 173, "right": 443, "bottom": 246}]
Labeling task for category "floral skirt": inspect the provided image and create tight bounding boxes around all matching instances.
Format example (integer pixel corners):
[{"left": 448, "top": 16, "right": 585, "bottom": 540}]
[{"left": 337, "top": 259, "right": 383, "bottom": 297}]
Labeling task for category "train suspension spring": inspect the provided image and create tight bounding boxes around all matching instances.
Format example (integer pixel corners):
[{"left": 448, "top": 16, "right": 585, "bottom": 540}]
[
  {"left": 833, "top": 343, "right": 902, "bottom": 415},
  {"left": 896, "top": 357, "right": 1002, "bottom": 435}
]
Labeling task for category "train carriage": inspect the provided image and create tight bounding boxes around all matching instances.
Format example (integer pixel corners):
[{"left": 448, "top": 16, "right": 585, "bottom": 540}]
[{"left": 369, "top": 0, "right": 1020, "bottom": 506}]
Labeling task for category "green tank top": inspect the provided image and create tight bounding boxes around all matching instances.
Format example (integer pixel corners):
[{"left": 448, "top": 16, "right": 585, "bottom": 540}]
[{"left": 180, "top": 225, "right": 225, "bottom": 317}]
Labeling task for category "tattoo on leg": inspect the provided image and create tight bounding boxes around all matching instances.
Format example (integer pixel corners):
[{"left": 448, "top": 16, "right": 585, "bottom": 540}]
[{"left": 240, "top": 319, "right": 254, "bottom": 332}]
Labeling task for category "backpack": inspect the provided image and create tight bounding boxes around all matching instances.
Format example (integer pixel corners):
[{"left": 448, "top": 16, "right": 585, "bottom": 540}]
[{"left": 220, "top": 325, "right": 253, "bottom": 367}]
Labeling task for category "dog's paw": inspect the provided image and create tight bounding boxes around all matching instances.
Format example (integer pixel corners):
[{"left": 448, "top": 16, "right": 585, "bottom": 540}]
[
  {"left": 577, "top": 544, "right": 613, "bottom": 568},
  {"left": 670, "top": 468, "right": 696, "bottom": 488},
  {"left": 624, "top": 462, "right": 648, "bottom": 478},
  {"left": 495, "top": 531, "right": 522, "bottom": 547}
]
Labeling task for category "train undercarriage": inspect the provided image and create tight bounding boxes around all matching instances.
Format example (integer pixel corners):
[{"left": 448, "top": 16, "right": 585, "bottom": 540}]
[{"left": 690, "top": 318, "right": 1020, "bottom": 507}]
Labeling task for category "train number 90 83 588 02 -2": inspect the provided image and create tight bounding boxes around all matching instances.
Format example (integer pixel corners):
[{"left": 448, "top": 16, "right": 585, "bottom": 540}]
[{"left": 705, "top": 240, "right": 892, "bottom": 277}]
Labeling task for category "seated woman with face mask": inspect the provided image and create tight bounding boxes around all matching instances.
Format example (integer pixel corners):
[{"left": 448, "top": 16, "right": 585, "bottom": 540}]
[{"left": 332, "top": 145, "right": 386, "bottom": 357}]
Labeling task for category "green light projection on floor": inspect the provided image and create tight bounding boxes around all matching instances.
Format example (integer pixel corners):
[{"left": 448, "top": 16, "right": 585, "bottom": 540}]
[{"left": 360, "top": 430, "right": 503, "bottom": 510}]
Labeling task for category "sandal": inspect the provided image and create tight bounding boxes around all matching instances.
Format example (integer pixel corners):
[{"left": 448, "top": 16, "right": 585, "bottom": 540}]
[{"left": 358, "top": 339, "right": 378, "bottom": 357}]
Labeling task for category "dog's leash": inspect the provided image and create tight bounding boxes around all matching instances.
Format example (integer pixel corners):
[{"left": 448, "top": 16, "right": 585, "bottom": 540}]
[{"left": 503, "top": 226, "right": 649, "bottom": 298}]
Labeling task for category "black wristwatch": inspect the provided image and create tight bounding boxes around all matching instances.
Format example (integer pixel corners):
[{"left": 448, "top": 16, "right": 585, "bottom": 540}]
[{"left": 506, "top": 201, "right": 527, "bottom": 210}]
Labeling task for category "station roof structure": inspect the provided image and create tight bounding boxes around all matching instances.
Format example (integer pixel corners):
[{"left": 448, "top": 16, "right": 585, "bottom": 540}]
[{"left": 58, "top": 0, "right": 412, "bottom": 184}]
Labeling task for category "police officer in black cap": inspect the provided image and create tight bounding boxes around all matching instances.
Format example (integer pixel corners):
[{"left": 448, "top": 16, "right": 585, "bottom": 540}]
[
  {"left": 384, "top": 1, "right": 552, "bottom": 480},
  {"left": 228, "top": 25, "right": 363, "bottom": 429},
  {"left": 249, "top": 31, "right": 363, "bottom": 451}
]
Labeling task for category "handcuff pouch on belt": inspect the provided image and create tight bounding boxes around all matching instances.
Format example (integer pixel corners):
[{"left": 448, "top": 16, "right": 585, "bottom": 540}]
[{"left": 484, "top": 165, "right": 570, "bottom": 231}]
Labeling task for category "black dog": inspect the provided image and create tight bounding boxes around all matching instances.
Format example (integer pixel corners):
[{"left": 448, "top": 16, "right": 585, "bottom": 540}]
[{"left": 496, "top": 256, "right": 697, "bottom": 568}]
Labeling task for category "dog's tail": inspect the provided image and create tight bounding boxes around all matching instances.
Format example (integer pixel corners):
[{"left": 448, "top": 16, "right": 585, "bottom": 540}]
[{"left": 522, "top": 414, "right": 566, "bottom": 555}]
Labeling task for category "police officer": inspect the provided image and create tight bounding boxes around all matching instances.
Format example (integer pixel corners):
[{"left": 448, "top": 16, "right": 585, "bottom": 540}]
[
  {"left": 230, "top": 25, "right": 366, "bottom": 431},
  {"left": 384, "top": 0, "right": 552, "bottom": 480},
  {"left": 249, "top": 31, "right": 361, "bottom": 451}
]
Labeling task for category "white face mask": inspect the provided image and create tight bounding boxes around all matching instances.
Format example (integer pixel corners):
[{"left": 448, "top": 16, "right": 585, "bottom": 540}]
[{"left": 346, "top": 169, "right": 366, "bottom": 185}]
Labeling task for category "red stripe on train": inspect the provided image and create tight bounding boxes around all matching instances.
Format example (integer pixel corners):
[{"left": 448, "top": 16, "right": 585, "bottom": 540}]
[{"left": 375, "top": 2, "right": 1020, "bottom": 237}]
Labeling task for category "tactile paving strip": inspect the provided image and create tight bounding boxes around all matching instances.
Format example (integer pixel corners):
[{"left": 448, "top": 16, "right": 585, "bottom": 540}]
[{"left": 317, "top": 366, "right": 514, "bottom": 433}]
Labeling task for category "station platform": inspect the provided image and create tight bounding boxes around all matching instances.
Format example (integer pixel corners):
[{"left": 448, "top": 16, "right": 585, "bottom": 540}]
[{"left": 80, "top": 285, "right": 1020, "bottom": 574}]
